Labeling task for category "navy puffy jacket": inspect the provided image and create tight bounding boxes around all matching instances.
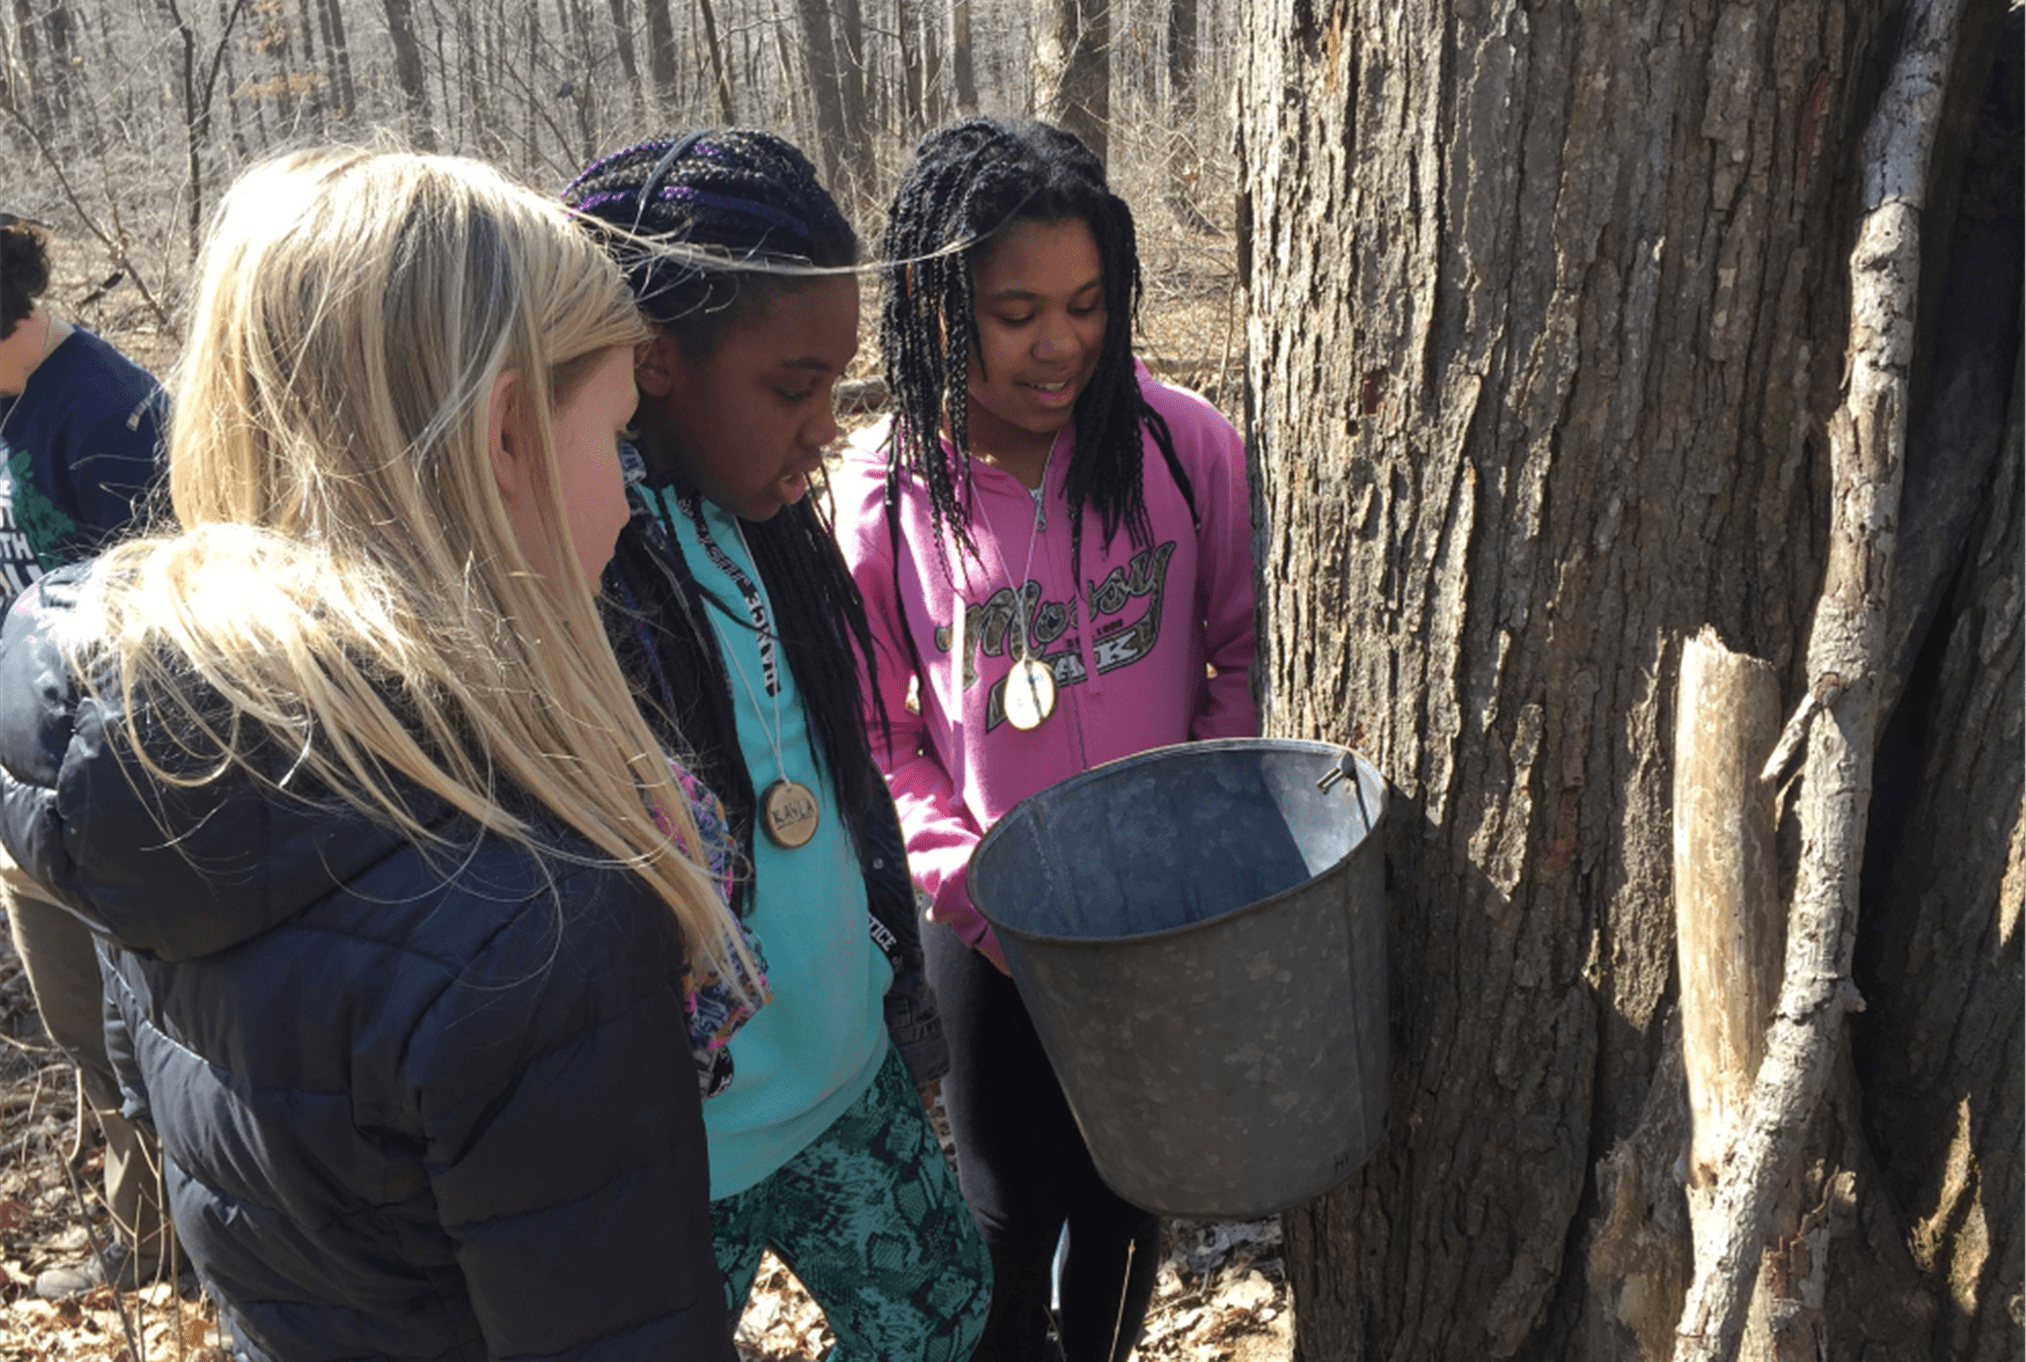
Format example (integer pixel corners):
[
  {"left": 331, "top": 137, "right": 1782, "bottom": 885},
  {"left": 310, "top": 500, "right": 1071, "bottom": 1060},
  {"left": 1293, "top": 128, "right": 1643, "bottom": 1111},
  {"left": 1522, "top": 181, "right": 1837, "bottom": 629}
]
[{"left": 0, "top": 570, "right": 736, "bottom": 1361}]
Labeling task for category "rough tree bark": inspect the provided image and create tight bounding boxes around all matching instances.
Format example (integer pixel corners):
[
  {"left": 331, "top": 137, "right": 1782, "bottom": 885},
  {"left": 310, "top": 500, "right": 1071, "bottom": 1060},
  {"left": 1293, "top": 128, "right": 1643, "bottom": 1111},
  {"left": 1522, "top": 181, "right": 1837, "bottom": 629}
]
[
  {"left": 1031, "top": 0, "right": 1107, "bottom": 166},
  {"left": 1672, "top": 1, "right": 1967, "bottom": 1354},
  {"left": 1234, "top": 0, "right": 2020, "bottom": 1357}
]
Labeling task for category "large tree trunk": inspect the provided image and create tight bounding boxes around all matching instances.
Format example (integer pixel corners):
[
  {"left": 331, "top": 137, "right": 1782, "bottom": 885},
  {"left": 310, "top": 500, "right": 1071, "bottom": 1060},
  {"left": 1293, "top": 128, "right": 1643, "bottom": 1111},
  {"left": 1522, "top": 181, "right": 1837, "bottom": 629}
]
[
  {"left": 1031, "top": 0, "right": 1107, "bottom": 166},
  {"left": 1233, "top": 0, "right": 2021, "bottom": 1357}
]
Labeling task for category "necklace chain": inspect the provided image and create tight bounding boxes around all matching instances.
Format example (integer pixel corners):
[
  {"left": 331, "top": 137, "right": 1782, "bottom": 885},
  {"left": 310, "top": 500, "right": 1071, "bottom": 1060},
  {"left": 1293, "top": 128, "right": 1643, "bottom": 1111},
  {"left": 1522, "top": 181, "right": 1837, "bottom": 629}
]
[
  {"left": 975, "top": 430, "right": 1060, "bottom": 666},
  {"left": 665, "top": 489, "right": 792, "bottom": 786}
]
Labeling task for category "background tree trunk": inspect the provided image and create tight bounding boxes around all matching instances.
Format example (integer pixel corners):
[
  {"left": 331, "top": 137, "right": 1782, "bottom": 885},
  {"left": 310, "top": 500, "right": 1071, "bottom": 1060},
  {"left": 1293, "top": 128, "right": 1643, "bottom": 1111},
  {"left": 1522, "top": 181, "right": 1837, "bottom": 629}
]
[
  {"left": 605, "top": 0, "right": 645, "bottom": 116},
  {"left": 380, "top": 0, "right": 436, "bottom": 150},
  {"left": 11, "top": 0, "right": 53, "bottom": 140},
  {"left": 831, "top": 0, "right": 870, "bottom": 204},
  {"left": 293, "top": 0, "right": 326, "bottom": 122},
  {"left": 316, "top": 0, "right": 356, "bottom": 121},
  {"left": 1031, "top": 0, "right": 1107, "bottom": 166},
  {"left": 1164, "top": 0, "right": 1212, "bottom": 231},
  {"left": 949, "top": 0, "right": 979, "bottom": 114},
  {"left": 899, "top": 0, "right": 941, "bottom": 136},
  {"left": 424, "top": 0, "right": 455, "bottom": 148},
  {"left": 641, "top": 0, "right": 678, "bottom": 104},
  {"left": 40, "top": 1, "right": 81, "bottom": 139},
  {"left": 1233, "top": 0, "right": 2021, "bottom": 1357},
  {"left": 792, "top": 0, "right": 850, "bottom": 189},
  {"left": 560, "top": 0, "right": 599, "bottom": 167},
  {"left": 696, "top": 0, "right": 735, "bottom": 123}
]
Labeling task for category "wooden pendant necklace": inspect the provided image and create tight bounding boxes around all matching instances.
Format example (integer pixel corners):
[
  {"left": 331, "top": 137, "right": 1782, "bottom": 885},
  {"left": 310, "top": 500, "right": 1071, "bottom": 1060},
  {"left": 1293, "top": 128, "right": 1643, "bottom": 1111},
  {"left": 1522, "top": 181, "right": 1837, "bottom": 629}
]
[
  {"left": 977, "top": 433, "right": 1060, "bottom": 731},
  {"left": 673, "top": 491, "right": 821, "bottom": 849}
]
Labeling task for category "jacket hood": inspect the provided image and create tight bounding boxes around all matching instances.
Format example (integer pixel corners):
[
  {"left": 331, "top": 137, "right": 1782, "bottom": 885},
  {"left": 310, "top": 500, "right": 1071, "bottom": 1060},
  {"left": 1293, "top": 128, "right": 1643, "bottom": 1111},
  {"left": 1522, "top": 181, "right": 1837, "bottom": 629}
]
[{"left": 0, "top": 570, "right": 423, "bottom": 962}]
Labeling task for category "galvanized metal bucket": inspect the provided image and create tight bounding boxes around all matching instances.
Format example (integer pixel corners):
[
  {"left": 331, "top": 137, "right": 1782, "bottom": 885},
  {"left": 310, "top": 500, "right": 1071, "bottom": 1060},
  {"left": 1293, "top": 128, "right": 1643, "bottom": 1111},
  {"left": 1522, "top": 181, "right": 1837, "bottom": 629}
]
[{"left": 969, "top": 738, "right": 1390, "bottom": 1220}]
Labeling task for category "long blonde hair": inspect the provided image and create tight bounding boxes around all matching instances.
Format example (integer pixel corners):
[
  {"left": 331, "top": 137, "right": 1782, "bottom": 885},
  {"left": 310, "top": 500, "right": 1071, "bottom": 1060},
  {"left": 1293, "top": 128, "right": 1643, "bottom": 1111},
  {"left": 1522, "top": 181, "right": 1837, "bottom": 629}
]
[{"left": 72, "top": 147, "right": 745, "bottom": 977}]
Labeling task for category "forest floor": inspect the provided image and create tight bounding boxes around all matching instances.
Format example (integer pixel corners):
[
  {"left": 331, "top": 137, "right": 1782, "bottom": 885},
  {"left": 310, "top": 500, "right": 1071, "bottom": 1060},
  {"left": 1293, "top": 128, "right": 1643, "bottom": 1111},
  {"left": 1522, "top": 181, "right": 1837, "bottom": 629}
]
[{"left": 0, "top": 217, "right": 1285, "bottom": 1359}]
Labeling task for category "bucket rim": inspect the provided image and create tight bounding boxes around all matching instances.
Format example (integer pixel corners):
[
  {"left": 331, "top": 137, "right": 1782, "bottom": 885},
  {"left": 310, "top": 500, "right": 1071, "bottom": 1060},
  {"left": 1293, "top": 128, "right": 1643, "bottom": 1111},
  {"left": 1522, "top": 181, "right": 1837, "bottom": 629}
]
[{"left": 971, "top": 737, "right": 1387, "bottom": 950}]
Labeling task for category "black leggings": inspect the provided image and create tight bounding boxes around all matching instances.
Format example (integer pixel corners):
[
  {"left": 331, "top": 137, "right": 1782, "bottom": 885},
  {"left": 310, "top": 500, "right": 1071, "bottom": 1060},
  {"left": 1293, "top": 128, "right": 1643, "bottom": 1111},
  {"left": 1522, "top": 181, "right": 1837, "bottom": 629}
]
[{"left": 925, "top": 924, "right": 1160, "bottom": 1362}]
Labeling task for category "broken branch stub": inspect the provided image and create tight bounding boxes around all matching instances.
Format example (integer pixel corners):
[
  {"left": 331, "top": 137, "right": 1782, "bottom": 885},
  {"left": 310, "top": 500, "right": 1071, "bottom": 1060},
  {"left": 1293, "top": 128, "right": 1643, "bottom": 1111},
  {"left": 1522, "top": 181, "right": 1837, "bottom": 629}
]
[{"left": 1672, "top": 628, "right": 1784, "bottom": 1192}]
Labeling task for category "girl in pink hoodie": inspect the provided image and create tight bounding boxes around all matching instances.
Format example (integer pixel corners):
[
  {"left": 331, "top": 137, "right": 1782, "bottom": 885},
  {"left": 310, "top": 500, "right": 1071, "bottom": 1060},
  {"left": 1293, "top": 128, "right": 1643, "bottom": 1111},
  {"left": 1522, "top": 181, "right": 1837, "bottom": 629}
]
[{"left": 830, "top": 118, "right": 1259, "bottom": 1362}]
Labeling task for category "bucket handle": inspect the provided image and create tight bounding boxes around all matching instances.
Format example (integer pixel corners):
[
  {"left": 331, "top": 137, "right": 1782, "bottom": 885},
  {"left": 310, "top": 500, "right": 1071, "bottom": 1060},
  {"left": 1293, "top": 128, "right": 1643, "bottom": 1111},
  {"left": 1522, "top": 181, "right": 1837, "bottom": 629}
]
[{"left": 1317, "top": 747, "right": 1376, "bottom": 840}]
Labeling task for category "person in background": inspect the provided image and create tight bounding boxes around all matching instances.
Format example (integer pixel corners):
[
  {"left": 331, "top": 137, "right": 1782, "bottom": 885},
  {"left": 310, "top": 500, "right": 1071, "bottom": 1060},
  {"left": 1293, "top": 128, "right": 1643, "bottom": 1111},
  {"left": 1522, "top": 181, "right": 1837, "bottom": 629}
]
[
  {"left": 565, "top": 130, "right": 991, "bottom": 1361},
  {"left": 0, "top": 214, "right": 161, "bottom": 608},
  {"left": 0, "top": 149, "right": 752, "bottom": 1359},
  {"left": 831, "top": 118, "right": 1260, "bottom": 1362},
  {"left": 0, "top": 212, "right": 169, "bottom": 1299}
]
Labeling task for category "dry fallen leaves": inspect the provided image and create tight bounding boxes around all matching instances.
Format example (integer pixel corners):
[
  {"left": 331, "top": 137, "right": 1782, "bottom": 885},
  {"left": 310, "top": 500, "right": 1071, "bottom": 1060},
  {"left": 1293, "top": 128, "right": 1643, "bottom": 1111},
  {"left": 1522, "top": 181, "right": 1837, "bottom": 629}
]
[{"left": 733, "top": 1218, "right": 1293, "bottom": 1362}]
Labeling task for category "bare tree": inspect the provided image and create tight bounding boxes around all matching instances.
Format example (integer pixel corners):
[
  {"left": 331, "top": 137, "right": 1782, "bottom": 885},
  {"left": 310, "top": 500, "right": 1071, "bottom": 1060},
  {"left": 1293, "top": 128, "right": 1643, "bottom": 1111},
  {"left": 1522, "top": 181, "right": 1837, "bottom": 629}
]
[
  {"left": 380, "top": 0, "right": 437, "bottom": 150},
  {"left": 559, "top": 0, "right": 599, "bottom": 164},
  {"left": 696, "top": 0, "right": 735, "bottom": 123},
  {"left": 1163, "top": 0, "right": 1212, "bottom": 231},
  {"left": 792, "top": 0, "right": 850, "bottom": 187},
  {"left": 316, "top": 0, "right": 356, "bottom": 120},
  {"left": 948, "top": 0, "right": 978, "bottom": 115},
  {"left": 38, "top": 1, "right": 82, "bottom": 137},
  {"left": 603, "top": 0, "right": 644, "bottom": 115},
  {"left": 825, "top": 0, "right": 871, "bottom": 203},
  {"left": 160, "top": 0, "right": 253, "bottom": 258},
  {"left": 895, "top": 0, "right": 945, "bottom": 134},
  {"left": 424, "top": 0, "right": 459, "bottom": 149},
  {"left": 291, "top": 0, "right": 326, "bottom": 121},
  {"left": 1031, "top": 0, "right": 1106, "bottom": 165},
  {"left": 9, "top": 0, "right": 54, "bottom": 139},
  {"left": 1234, "top": 0, "right": 2019, "bottom": 1359},
  {"left": 638, "top": 0, "right": 676, "bottom": 104}
]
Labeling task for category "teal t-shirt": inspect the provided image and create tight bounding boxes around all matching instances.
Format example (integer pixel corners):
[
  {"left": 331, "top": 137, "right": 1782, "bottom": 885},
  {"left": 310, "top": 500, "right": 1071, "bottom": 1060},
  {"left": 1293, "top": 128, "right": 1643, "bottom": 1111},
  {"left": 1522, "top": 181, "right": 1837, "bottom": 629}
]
[{"left": 664, "top": 490, "right": 891, "bottom": 1199}]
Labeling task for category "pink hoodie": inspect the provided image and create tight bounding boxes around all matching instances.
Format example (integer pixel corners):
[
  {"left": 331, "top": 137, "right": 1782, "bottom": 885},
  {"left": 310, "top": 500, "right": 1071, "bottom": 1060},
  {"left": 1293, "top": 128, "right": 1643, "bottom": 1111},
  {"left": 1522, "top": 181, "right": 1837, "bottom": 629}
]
[{"left": 829, "top": 368, "right": 1260, "bottom": 965}]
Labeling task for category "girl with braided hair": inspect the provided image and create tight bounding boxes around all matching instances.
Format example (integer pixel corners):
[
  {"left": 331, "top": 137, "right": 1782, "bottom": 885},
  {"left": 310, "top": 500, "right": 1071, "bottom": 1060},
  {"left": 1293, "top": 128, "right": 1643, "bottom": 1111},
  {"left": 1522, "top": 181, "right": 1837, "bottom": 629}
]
[
  {"left": 564, "top": 130, "right": 991, "bottom": 1362},
  {"left": 829, "top": 118, "right": 1259, "bottom": 1362}
]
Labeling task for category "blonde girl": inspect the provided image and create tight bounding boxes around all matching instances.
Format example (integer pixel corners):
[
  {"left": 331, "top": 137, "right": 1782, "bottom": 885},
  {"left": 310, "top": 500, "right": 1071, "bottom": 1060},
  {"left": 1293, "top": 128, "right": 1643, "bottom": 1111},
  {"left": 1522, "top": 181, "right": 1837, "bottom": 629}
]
[{"left": 0, "top": 149, "right": 750, "bottom": 1360}]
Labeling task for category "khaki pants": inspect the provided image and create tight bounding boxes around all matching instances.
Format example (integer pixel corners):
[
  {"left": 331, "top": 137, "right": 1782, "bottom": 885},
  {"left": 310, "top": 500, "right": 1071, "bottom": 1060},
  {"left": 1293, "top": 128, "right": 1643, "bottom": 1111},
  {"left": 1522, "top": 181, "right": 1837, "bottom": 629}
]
[{"left": 4, "top": 869, "right": 167, "bottom": 1268}]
